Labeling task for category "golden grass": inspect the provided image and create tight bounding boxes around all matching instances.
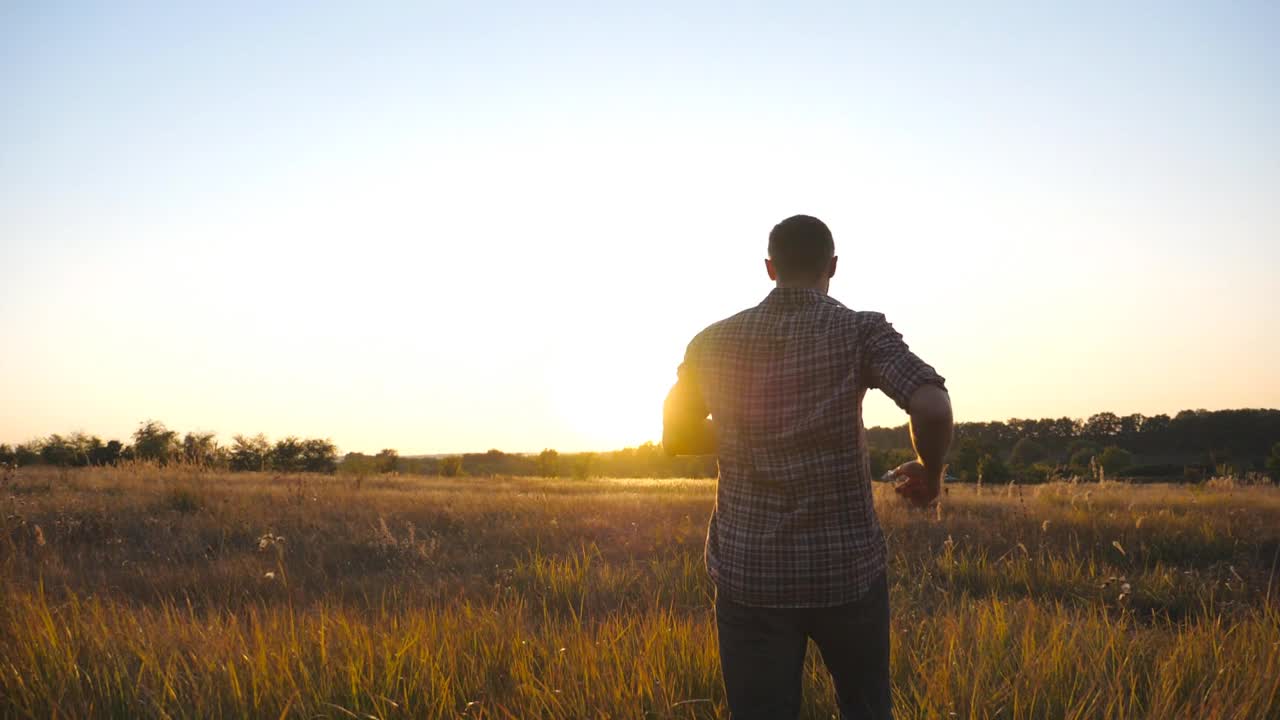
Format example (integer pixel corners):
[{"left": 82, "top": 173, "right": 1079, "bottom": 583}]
[{"left": 1, "top": 466, "right": 1278, "bottom": 718}]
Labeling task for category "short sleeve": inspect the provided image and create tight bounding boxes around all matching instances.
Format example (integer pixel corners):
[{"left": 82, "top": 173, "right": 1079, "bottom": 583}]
[{"left": 860, "top": 312, "right": 946, "bottom": 411}]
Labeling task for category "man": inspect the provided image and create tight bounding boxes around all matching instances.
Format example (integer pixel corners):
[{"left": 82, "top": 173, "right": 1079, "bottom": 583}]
[{"left": 663, "top": 215, "right": 952, "bottom": 719}]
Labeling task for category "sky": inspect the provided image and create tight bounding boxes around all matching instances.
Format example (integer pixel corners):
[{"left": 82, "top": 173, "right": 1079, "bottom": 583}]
[{"left": 2, "top": 1, "right": 1278, "bottom": 454}]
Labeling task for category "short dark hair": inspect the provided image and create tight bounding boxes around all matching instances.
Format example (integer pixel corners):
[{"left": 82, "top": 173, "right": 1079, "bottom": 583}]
[{"left": 768, "top": 215, "right": 834, "bottom": 281}]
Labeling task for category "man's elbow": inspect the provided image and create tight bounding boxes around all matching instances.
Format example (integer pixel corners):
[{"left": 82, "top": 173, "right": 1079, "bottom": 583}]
[{"left": 908, "top": 384, "right": 952, "bottom": 424}]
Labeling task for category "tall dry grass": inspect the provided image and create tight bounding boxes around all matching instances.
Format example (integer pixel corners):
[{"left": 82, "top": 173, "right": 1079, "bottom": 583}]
[{"left": 1, "top": 465, "right": 1278, "bottom": 718}]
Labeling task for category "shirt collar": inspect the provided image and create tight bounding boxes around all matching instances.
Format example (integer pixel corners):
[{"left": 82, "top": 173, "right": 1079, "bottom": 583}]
[{"left": 761, "top": 287, "right": 835, "bottom": 308}]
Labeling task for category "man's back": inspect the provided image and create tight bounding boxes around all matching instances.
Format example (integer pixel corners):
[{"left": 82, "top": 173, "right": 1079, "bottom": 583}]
[{"left": 671, "top": 287, "right": 945, "bottom": 607}]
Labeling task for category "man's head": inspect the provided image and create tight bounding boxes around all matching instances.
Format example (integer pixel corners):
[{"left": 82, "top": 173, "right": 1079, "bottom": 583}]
[{"left": 766, "top": 214, "right": 838, "bottom": 291}]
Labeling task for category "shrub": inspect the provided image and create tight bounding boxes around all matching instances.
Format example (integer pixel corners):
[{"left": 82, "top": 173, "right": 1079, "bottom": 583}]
[
  {"left": 14, "top": 443, "right": 40, "bottom": 467},
  {"left": 133, "top": 421, "right": 179, "bottom": 464},
  {"left": 1019, "top": 462, "right": 1057, "bottom": 484},
  {"left": 375, "top": 449, "right": 399, "bottom": 474},
  {"left": 271, "top": 437, "right": 306, "bottom": 472},
  {"left": 229, "top": 434, "right": 271, "bottom": 472},
  {"left": 1098, "top": 446, "right": 1132, "bottom": 475},
  {"left": 1069, "top": 448, "right": 1096, "bottom": 475},
  {"left": 439, "top": 456, "right": 463, "bottom": 477},
  {"left": 571, "top": 453, "right": 596, "bottom": 481},
  {"left": 181, "top": 432, "right": 220, "bottom": 466},
  {"left": 301, "top": 439, "right": 338, "bottom": 473},
  {"left": 1009, "top": 438, "right": 1049, "bottom": 467},
  {"left": 536, "top": 449, "right": 560, "bottom": 478},
  {"left": 978, "top": 453, "right": 1010, "bottom": 484}
]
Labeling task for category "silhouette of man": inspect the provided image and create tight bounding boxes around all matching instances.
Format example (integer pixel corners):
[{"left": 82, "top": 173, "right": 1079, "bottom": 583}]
[{"left": 663, "top": 215, "right": 952, "bottom": 719}]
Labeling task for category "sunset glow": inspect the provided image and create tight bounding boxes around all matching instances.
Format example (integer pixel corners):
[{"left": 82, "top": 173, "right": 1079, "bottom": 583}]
[{"left": 2, "top": 2, "right": 1277, "bottom": 454}]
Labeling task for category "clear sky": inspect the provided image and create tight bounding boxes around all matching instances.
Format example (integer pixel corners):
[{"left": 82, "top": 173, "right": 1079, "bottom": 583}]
[{"left": 2, "top": 1, "right": 1277, "bottom": 454}]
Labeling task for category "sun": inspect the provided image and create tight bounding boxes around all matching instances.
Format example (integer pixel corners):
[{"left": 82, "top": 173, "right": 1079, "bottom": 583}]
[{"left": 551, "top": 343, "right": 674, "bottom": 451}]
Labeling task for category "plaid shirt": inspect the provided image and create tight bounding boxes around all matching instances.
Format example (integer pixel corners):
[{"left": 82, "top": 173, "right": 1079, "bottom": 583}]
[{"left": 666, "top": 287, "right": 946, "bottom": 607}]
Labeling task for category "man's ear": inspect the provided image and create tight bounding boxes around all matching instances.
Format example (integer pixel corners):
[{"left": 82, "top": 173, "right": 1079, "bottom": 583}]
[
  {"left": 828, "top": 256, "right": 838, "bottom": 279},
  {"left": 765, "top": 258, "right": 778, "bottom": 281}
]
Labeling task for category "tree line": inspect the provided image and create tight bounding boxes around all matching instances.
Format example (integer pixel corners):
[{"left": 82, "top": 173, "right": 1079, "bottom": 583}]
[
  {"left": 339, "top": 444, "right": 717, "bottom": 479},
  {"left": 4, "top": 409, "right": 1277, "bottom": 484},
  {"left": 0, "top": 422, "right": 715, "bottom": 479},
  {"left": 0, "top": 421, "right": 339, "bottom": 473},
  {"left": 867, "top": 408, "right": 1280, "bottom": 484}
]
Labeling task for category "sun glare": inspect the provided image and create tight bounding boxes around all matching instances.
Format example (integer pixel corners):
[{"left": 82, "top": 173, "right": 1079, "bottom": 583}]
[{"left": 551, "top": 343, "right": 672, "bottom": 451}]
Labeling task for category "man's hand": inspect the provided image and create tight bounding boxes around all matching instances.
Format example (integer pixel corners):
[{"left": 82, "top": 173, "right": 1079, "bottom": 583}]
[
  {"left": 897, "top": 384, "right": 951, "bottom": 507},
  {"left": 892, "top": 460, "right": 942, "bottom": 508}
]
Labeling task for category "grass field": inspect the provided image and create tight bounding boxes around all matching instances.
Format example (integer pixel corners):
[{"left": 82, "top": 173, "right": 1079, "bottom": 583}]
[{"left": 1, "top": 465, "right": 1278, "bottom": 719}]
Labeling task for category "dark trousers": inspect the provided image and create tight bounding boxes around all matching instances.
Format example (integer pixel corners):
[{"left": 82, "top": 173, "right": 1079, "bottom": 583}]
[{"left": 715, "top": 573, "right": 892, "bottom": 720}]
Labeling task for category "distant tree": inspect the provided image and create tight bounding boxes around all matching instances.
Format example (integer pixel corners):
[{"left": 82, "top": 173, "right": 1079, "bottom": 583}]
[
  {"left": 865, "top": 424, "right": 912, "bottom": 451},
  {"left": 632, "top": 441, "right": 666, "bottom": 478},
  {"left": 978, "top": 452, "right": 1010, "bottom": 485},
  {"left": 1065, "top": 439, "right": 1097, "bottom": 457},
  {"left": 301, "top": 438, "right": 338, "bottom": 473},
  {"left": 1069, "top": 448, "right": 1096, "bottom": 475},
  {"left": 182, "top": 432, "right": 219, "bottom": 466},
  {"left": 1008, "top": 438, "right": 1048, "bottom": 467},
  {"left": 76, "top": 434, "right": 105, "bottom": 466},
  {"left": 336, "top": 452, "right": 369, "bottom": 474},
  {"left": 949, "top": 437, "right": 997, "bottom": 482},
  {"left": 536, "top": 449, "right": 560, "bottom": 478},
  {"left": 71, "top": 433, "right": 102, "bottom": 466},
  {"left": 0, "top": 444, "right": 14, "bottom": 466},
  {"left": 40, "top": 435, "right": 77, "bottom": 467},
  {"left": 375, "top": 449, "right": 399, "bottom": 474},
  {"left": 571, "top": 452, "right": 596, "bottom": 481},
  {"left": 1044, "top": 417, "right": 1083, "bottom": 444},
  {"left": 869, "top": 447, "right": 915, "bottom": 480},
  {"left": 229, "top": 434, "right": 271, "bottom": 472},
  {"left": 271, "top": 437, "right": 306, "bottom": 472},
  {"left": 1083, "top": 412, "right": 1123, "bottom": 440},
  {"left": 133, "top": 421, "right": 179, "bottom": 464},
  {"left": 1097, "top": 446, "right": 1132, "bottom": 476},
  {"left": 38, "top": 433, "right": 104, "bottom": 467},
  {"left": 1022, "top": 462, "right": 1057, "bottom": 484},
  {"left": 89, "top": 440, "right": 125, "bottom": 466},
  {"left": 1142, "top": 414, "right": 1172, "bottom": 433},
  {"left": 1267, "top": 442, "right": 1280, "bottom": 485},
  {"left": 14, "top": 442, "right": 41, "bottom": 467},
  {"left": 439, "top": 455, "right": 463, "bottom": 477},
  {"left": 466, "top": 449, "right": 509, "bottom": 476}
]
